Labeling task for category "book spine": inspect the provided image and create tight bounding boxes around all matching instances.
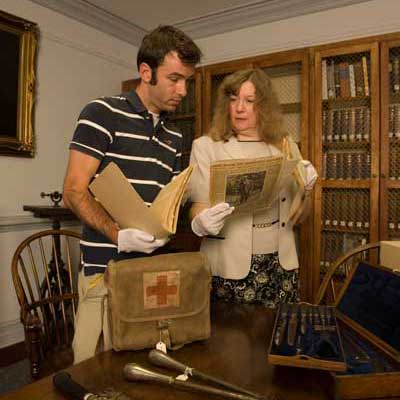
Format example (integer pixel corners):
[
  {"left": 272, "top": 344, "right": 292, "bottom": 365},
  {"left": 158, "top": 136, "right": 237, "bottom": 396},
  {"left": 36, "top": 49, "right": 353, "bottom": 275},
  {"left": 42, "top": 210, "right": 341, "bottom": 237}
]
[
  {"left": 321, "top": 59, "right": 328, "bottom": 100},
  {"left": 389, "top": 104, "right": 394, "bottom": 138},
  {"left": 392, "top": 56, "right": 400, "bottom": 93},
  {"left": 339, "top": 62, "right": 350, "bottom": 98},
  {"left": 333, "top": 109, "right": 340, "bottom": 142},
  {"left": 395, "top": 104, "right": 400, "bottom": 138},
  {"left": 322, "top": 109, "right": 327, "bottom": 143},
  {"left": 334, "top": 62, "right": 341, "bottom": 98},
  {"left": 353, "top": 61, "right": 364, "bottom": 96},
  {"left": 349, "top": 64, "right": 356, "bottom": 97},
  {"left": 363, "top": 108, "right": 370, "bottom": 141},
  {"left": 328, "top": 60, "right": 336, "bottom": 99},
  {"left": 326, "top": 110, "right": 333, "bottom": 142},
  {"left": 362, "top": 56, "right": 370, "bottom": 97},
  {"left": 349, "top": 108, "right": 356, "bottom": 142},
  {"left": 341, "top": 108, "right": 349, "bottom": 141}
]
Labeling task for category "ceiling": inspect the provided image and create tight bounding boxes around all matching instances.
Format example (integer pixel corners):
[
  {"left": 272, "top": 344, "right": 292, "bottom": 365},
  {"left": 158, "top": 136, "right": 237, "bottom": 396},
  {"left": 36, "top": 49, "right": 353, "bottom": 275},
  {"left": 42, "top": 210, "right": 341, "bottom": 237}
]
[{"left": 30, "top": 0, "right": 373, "bottom": 46}]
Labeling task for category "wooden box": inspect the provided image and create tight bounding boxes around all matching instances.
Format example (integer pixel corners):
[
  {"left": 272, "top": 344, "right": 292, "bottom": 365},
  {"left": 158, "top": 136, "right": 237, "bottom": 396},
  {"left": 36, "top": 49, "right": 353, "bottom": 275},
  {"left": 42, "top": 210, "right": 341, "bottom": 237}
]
[
  {"left": 380, "top": 240, "right": 400, "bottom": 271},
  {"left": 267, "top": 303, "right": 347, "bottom": 372},
  {"left": 326, "top": 261, "right": 400, "bottom": 399}
]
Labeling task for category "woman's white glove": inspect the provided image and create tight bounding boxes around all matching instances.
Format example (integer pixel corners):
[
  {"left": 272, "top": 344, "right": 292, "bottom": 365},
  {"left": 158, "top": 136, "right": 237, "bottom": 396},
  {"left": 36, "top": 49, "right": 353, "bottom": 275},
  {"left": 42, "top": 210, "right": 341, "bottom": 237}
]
[
  {"left": 191, "top": 203, "right": 234, "bottom": 237},
  {"left": 301, "top": 160, "right": 318, "bottom": 191},
  {"left": 117, "top": 228, "right": 169, "bottom": 254}
]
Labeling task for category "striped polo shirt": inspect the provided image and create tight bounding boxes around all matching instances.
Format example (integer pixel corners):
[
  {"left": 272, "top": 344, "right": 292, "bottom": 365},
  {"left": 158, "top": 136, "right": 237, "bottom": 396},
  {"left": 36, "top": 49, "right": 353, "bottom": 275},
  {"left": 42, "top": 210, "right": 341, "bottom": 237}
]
[{"left": 69, "top": 91, "right": 182, "bottom": 275}]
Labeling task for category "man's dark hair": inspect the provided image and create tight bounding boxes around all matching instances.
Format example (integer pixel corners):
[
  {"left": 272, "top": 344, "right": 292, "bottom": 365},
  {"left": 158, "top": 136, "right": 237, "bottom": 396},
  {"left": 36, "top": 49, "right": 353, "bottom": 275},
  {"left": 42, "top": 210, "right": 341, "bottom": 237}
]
[{"left": 137, "top": 25, "right": 202, "bottom": 84}]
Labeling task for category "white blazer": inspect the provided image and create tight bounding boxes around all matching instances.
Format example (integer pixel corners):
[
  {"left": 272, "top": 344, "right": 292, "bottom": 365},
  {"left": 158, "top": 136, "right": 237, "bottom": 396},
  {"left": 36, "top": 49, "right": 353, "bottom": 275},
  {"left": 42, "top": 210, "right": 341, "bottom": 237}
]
[{"left": 189, "top": 135, "right": 303, "bottom": 279}]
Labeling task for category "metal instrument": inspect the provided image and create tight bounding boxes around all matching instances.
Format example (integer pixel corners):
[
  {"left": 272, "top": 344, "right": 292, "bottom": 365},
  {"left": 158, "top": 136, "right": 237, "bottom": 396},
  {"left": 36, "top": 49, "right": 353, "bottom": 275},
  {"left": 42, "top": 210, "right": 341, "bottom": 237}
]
[
  {"left": 274, "top": 304, "right": 288, "bottom": 347},
  {"left": 300, "top": 305, "right": 307, "bottom": 335},
  {"left": 286, "top": 305, "right": 298, "bottom": 346},
  {"left": 123, "top": 361, "right": 270, "bottom": 400},
  {"left": 41, "top": 190, "right": 63, "bottom": 207},
  {"left": 148, "top": 349, "right": 265, "bottom": 399}
]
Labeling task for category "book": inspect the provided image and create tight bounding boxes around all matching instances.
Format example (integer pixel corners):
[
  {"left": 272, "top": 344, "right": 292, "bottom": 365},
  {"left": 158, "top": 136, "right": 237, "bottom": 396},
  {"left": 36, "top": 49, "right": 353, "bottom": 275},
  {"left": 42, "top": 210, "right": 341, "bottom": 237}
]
[
  {"left": 349, "top": 64, "right": 356, "bottom": 97},
  {"left": 321, "top": 59, "right": 328, "bottom": 100},
  {"left": 89, "top": 162, "right": 194, "bottom": 238},
  {"left": 353, "top": 61, "right": 364, "bottom": 96},
  {"left": 327, "top": 60, "right": 336, "bottom": 99},
  {"left": 362, "top": 56, "right": 370, "bottom": 96},
  {"left": 339, "top": 62, "right": 350, "bottom": 98},
  {"left": 334, "top": 62, "right": 341, "bottom": 98},
  {"left": 392, "top": 56, "right": 400, "bottom": 92}
]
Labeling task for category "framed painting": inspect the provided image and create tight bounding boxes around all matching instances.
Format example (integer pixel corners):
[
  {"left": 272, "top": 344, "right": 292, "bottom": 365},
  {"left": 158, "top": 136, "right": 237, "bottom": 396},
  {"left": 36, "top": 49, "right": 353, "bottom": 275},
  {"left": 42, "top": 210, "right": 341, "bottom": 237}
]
[{"left": 0, "top": 10, "right": 38, "bottom": 157}]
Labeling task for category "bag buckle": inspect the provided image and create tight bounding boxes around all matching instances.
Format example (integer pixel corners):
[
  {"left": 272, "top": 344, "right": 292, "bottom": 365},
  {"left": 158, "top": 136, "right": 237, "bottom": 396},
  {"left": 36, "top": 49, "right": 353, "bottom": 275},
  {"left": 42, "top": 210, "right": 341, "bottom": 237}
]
[{"left": 157, "top": 319, "right": 172, "bottom": 350}]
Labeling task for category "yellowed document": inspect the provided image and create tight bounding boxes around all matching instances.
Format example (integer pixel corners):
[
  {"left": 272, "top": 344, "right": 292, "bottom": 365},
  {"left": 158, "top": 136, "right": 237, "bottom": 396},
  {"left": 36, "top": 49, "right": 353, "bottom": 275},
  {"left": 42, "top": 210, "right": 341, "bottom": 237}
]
[
  {"left": 209, "top": 155, "right": 299, "bottom": 212},
  {"left": 89, "top": 162, "right": 193, "bottom": 238}
]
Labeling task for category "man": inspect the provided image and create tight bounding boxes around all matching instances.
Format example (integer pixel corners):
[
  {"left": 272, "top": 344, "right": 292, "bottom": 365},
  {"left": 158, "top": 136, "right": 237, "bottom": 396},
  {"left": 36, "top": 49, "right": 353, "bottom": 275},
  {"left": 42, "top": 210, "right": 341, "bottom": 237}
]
[{"left": 63, "top": 25, "right": 202, "bottom": 363}]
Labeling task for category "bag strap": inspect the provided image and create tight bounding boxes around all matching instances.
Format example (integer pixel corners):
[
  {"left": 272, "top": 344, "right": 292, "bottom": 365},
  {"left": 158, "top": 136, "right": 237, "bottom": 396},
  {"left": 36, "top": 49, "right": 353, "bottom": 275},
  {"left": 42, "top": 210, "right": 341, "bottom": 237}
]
[{"left": 158, "top": 320, "right": 184, "bottom": 350}]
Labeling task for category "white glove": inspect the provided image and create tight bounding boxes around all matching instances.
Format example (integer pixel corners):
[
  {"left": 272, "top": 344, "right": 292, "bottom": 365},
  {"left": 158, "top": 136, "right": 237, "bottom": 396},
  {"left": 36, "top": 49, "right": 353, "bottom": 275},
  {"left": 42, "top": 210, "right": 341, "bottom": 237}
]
[
  {"left": 117, "top": 228, "right": 169, "bottom": 254},
  {"left": 191, "top": 203, "right": 234, "bottom": 237},
  {"left": 301, "top": 160, "right": 318, "bottom": 191}
]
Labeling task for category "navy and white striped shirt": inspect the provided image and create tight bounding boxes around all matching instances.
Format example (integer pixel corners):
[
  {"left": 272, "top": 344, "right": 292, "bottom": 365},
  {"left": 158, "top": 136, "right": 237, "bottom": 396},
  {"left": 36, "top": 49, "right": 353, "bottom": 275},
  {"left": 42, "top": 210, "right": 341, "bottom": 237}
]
[{"left": 69, "top": 91, "right": 183, "bottom": 275}]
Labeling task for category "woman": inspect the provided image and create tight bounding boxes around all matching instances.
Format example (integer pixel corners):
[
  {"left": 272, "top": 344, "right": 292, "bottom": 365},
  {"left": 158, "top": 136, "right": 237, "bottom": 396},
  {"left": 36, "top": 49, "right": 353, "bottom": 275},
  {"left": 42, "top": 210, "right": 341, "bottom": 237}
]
[{"left": 189, "top": 69, "right": 317, "bottom": 308}]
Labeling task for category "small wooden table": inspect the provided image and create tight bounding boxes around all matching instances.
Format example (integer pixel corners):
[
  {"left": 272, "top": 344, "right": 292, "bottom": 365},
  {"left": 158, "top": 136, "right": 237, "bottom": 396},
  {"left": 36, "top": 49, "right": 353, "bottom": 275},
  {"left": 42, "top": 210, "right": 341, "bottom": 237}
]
[
  {"left": 2, "top": 302, "right": 333, "bottom": 400},
  {"left": 23, "top": 205, "right": 77, "bottom": 230}
]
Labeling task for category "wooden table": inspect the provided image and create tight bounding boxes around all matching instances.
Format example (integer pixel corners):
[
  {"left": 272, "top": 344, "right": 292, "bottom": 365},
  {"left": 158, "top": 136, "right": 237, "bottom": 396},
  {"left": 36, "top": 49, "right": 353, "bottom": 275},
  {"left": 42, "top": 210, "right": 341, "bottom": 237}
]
[
  {"left": 23, "top": 205, "right": 77, "bottom": 230},
  {"left": 2, "top": 302, "right": 332, "bottom": 400}
]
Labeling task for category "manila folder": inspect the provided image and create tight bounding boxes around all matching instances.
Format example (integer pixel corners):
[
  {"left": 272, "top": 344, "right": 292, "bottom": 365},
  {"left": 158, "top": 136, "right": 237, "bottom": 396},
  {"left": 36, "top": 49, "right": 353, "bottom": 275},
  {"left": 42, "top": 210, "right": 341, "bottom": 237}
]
[{"left": 89, "top": 162, "right": 192, "bottom": 238}]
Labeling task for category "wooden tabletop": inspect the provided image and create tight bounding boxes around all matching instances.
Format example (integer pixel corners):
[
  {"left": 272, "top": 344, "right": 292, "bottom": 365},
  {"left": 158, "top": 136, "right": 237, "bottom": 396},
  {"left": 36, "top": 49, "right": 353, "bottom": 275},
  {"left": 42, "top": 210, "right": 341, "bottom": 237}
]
[
  {"left": 2, "top": 302, "right": 331, "bottom": 400},
  {"left": 23, "top": 205, "right": 77, "bottom": 220}
]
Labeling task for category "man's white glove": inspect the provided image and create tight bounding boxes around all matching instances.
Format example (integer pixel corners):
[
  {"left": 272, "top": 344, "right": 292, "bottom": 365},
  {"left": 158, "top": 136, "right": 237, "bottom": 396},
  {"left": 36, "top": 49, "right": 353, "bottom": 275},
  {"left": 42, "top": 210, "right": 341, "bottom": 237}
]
[
  {"left": 191, "top": 203, "right": 234, "bottom": 237},
  {"left": 117, "top": 228, "right": 169, "bottom": 254},
  {"left": 301, "top": 160, "right": 318, "bottom": 191}
]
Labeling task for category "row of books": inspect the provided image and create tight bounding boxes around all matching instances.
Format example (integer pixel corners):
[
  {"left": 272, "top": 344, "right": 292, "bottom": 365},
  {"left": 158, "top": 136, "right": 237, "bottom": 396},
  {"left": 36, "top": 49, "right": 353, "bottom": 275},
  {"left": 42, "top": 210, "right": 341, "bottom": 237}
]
[
  {"left": 322, "top": 107, "right": 370, "bottom": 143},
  {"left": 322, "top": 190, "right": 370, "bottom": 230},
  {"left": 389, "top": 147, "right": 400, "bottom": 180},
  {"left": 322, "top": 150, "right": 370, "bottom": 180},
  {"left": 174, "top": 79, "right": 196, "bottom": 115},
  {"left": 322, "top": 56, "right": 369, "bottom": 100},
  {"left": 319, "top": 232, "right": 368, "bottom": 273},
  {"left": 390, "top": 56, "right": 400, "bottom": 93},
  {"left": 388, "top": 103, "right": 400, "bottom": 138}
]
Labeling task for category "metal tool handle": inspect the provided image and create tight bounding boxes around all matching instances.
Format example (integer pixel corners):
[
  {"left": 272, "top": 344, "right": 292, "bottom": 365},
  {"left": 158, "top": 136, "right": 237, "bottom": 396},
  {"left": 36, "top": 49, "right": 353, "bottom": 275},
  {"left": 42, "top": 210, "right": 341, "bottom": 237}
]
[
  {"left": 124, "top": 363, "right": 262, "bottom": 400},
  {"left": 149, "top": 349, "right": 189, "bottom": 374},
  {"left": 148, "top": 349, "right": 267, "bottom": 400}
]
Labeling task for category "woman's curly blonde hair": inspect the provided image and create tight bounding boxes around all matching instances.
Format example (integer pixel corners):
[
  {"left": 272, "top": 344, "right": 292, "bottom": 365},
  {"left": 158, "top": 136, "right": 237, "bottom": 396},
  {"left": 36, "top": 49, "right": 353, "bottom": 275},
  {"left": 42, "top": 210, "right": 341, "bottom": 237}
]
[{"left": 208, "top": 68, "right": 287, "bottom": 145}]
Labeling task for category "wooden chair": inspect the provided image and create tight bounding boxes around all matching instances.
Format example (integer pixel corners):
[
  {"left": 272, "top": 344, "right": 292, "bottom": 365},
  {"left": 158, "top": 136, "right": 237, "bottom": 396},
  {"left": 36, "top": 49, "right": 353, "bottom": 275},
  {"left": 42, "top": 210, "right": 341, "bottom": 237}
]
[
  {"left": 11, "top": 229, "right": 81, "bottom": 379},
  {"left": 315, "top": 241, "right": 381, "bottom": 305}
]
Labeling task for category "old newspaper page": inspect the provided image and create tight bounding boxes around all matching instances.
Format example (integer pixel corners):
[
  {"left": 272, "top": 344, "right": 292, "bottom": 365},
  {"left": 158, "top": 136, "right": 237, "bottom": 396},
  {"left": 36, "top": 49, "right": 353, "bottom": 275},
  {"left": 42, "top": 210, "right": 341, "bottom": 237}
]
[{"left": 209, "top": 155, "right": 299, "bottom": 212}]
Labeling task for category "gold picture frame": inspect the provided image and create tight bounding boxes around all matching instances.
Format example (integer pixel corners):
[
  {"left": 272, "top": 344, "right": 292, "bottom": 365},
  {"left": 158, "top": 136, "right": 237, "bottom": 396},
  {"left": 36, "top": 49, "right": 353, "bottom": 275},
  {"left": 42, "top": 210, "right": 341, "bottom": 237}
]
[{"left": 0, "top": 10, "right": 38, "bottom": 157}]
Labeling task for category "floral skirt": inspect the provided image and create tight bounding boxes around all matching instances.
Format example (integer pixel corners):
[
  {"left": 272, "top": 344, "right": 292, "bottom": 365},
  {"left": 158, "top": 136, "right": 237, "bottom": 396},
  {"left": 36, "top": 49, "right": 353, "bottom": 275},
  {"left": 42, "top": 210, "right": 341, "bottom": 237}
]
[{"left": 211, "top": 253, "right": 299, "bottom": 308}]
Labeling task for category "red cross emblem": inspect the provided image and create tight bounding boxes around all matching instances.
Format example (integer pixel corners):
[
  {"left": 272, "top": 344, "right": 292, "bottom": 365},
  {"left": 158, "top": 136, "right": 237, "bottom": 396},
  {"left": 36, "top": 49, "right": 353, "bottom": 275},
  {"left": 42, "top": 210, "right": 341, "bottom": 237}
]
[{"left": 143, "top": 271, "right": 180, "bottom": 309}]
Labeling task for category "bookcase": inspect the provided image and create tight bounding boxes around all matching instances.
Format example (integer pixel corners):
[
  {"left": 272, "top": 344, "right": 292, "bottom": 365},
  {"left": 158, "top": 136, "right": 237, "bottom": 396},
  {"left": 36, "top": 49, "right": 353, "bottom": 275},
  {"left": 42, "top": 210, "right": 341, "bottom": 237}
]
[
  {"left": 312, "top": 41, "right": 380, "bottom": 297},
  {"left": 202, "top": 49, "right": 313, "bottom": 300},
  {"left": 381, "top": 39, "right": 400, "bottom": 242}
]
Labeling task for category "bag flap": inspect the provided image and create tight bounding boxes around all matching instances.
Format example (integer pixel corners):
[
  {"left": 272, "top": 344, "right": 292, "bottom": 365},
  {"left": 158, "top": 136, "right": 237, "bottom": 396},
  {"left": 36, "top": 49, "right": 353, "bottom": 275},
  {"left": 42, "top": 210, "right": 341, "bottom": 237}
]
[
  {"left": 105, "top": 252, "right": 210, "bottom": 323},
  {"left": 336, "top": 261, "right": 400, "bottom": 361}
]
